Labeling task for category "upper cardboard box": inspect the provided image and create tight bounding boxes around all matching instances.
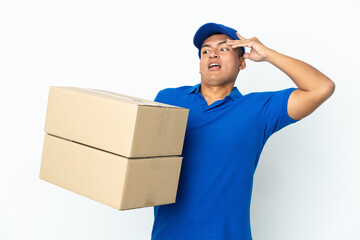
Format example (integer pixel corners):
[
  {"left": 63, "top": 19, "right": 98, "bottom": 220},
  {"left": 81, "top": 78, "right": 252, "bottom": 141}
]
[{"left": 44, "top": 86, "right": 189, "bottom": 158}]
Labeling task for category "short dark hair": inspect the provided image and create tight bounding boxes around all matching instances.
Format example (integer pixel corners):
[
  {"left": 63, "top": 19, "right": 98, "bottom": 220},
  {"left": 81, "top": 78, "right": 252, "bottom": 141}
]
[{"left": 202, "top": 33, "right": 244, "bottom": 58}]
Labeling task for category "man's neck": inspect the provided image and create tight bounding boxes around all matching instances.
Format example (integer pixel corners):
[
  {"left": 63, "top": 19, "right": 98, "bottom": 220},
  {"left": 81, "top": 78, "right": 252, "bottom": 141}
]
[{"left": 199, "top": 81, "right": 234, "bottom": 101}]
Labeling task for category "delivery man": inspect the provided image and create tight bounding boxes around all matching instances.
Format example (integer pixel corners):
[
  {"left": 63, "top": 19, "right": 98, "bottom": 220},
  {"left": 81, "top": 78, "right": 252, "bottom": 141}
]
[{"left": 151, "top": 22, "right": 335, "bottom": 240}]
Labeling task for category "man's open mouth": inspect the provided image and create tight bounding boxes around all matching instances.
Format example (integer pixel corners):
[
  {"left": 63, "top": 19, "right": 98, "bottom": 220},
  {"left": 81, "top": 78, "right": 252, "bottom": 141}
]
[{"left": 208, "top": 62, "right": 221, "bottom": 69}]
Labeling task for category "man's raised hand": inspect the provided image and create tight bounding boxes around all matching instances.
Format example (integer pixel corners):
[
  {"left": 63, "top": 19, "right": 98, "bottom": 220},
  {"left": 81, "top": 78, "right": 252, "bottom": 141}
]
[{"left": 226, "top": 32, "right": 274, "bottom": 62}]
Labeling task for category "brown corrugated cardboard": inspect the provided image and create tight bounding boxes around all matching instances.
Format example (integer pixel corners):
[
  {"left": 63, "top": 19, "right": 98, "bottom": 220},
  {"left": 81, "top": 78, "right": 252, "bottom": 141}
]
[
  {"left": 39, "top": 134, "right": 183, "bottom": 210},
  {"left": 44, "top": 86, "right": 189, "bottom": 158}
]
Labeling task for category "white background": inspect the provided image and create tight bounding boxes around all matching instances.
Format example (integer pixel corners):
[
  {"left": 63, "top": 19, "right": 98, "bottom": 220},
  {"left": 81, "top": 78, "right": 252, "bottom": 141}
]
[{"left": 0, "top": 0, "right": 359, "bottom": 239}]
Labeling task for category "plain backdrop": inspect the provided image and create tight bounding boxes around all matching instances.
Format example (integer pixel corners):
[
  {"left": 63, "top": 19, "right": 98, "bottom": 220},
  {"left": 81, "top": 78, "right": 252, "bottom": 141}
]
[{"left": 0, "top": 0, "right": 359, "bottom": 239}]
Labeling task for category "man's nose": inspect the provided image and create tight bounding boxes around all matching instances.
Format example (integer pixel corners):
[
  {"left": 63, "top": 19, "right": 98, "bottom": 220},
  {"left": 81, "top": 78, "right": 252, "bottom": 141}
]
[{"left": 209, "top": 49, "right": 219, "bottom": 58}]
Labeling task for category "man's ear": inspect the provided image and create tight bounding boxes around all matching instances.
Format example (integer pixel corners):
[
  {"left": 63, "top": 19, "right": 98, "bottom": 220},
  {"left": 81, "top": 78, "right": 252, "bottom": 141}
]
[{"left": 239, "top": 58, "right": 246, "bottom": 70}]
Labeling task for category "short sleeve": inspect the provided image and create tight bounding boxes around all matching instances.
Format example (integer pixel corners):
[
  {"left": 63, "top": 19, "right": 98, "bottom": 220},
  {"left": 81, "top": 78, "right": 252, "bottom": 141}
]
[
  {"left": 153, "top": 89, "right": 169, "bottom": 104},
  {"left": 154, "top": 89, "right": 165, "bottom": 102},
  {"left": 154, "top": 91, "right": 161, "bottom": 102},
  {"left": 262, "top": 87, "right": 300, "bottom": 138}
]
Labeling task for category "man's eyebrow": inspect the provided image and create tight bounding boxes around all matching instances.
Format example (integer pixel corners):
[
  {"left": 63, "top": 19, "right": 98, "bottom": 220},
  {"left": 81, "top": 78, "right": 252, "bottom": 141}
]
[{"left": 201, "top": 40, "right": 228, "bottom": 49}]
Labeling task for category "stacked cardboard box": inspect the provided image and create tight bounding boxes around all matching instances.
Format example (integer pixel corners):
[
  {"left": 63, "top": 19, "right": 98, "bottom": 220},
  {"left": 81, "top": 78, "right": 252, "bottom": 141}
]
[{"left": 39, "top": 87, "right": 189, "bottom": 210}]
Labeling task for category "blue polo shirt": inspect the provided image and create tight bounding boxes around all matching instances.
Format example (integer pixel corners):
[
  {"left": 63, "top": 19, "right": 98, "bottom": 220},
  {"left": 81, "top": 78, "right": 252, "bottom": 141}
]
[{"left": 151, "top": 83, "right": 300, "bottom": 240}]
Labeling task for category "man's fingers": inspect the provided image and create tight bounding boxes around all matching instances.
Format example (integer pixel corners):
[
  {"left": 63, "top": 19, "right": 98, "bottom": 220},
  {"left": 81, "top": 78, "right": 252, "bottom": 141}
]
[
  {"left": 236, "top": 32, "right": 246, "bottom": 40},
  {"left": 227, "top": 38, "right": 251, "bottom": 45},
  {"left": 230, "top": 40, "right": 253, "bottom": 49}
]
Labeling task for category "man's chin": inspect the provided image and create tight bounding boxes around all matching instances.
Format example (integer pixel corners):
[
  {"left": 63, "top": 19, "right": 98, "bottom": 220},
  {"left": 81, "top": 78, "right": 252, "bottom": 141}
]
[{"left": 204, "top": 75, "right": 226, "bottom": 82}]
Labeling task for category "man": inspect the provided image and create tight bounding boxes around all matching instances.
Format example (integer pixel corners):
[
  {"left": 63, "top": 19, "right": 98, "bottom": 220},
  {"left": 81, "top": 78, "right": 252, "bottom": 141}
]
[{"left": 151, "top": 22, "right": 335, "bottom": 240}]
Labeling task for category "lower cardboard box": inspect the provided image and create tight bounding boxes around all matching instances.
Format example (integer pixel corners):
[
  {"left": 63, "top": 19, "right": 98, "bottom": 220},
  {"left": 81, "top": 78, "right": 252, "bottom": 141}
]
[{"left": 39, "top": 134, "right": 182, "bottom": 210}]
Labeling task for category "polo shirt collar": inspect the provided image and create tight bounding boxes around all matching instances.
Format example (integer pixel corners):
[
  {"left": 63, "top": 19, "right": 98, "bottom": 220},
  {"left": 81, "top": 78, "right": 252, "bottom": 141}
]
[{"left": 185, "top": 83, "right": 243, "bottom": 100}]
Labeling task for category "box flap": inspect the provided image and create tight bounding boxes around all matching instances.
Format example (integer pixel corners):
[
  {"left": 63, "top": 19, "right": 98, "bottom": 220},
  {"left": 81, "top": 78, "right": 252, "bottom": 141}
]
[{"left": 88, "top": 89, "right": 178, "bottom": 108}]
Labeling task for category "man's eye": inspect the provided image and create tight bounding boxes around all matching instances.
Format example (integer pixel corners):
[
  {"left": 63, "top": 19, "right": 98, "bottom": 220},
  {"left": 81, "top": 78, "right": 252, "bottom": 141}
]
[{"left": 202, "top": 48, "right": 228, "bottom": 54}]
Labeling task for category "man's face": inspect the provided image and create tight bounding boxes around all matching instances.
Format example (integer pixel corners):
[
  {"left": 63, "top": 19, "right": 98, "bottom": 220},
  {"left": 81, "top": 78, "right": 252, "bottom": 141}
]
[{"left": 199, "top": 34, "right": 245, "bottom": 86}]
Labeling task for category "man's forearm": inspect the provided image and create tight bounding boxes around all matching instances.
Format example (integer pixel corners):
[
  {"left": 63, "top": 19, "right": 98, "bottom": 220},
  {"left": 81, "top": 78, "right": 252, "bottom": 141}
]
[{"left": 265, "top": 49, "right": 335, "bottom": 93}]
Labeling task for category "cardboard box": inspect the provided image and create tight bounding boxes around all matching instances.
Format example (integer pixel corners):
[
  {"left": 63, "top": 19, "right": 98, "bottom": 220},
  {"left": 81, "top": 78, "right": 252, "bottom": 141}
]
[
  {"left": 39, "top": 134, "right": 183, "bottom": 210},
  {"left": 44, "top": 86, "right": 189, "bottom": 158}
]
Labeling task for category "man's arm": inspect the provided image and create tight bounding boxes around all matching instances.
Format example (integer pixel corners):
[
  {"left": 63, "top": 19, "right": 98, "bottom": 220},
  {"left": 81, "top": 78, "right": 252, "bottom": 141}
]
[
  {"left": 226, "top": 32, "right": 336, "bottom": 121},
  {"left": 265, "top": 50, "right": 335, "bottom": 120}
]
